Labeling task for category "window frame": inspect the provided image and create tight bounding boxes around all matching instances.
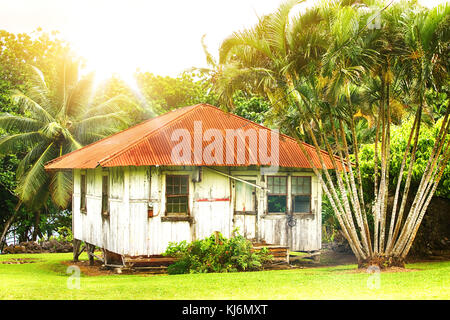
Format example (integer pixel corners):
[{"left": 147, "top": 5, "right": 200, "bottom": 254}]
[
  {"left": 165, "top": 174, "right": 190, "bottom": 216},
  {"left": 101, "top": 171, "right": 110, "bottom": 217},
  {"left": 291, "top": 176, "right": 312, "bottom": 214},
  {"left": 234, "top": 178, "right": 257, "bottom": 215},
  {"left": 80, "top": 171, "right": 87, "bottom": 214},
  {"left": 266, "top": 175, "right": 288, "bottom": 214}
]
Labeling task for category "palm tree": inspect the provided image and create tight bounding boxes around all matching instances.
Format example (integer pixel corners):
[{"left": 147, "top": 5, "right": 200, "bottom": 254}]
[
  {"left": 0, "top": 56, "right": 132, "bottom": 241},
  {"left": 214, "top": 0, "right": 449, "bottom": 267}
]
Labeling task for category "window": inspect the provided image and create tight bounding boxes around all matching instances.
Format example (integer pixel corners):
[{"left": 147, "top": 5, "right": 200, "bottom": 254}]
[
  {"left": 166, "top": 175, "right": 189, "bottom": 216},
  {"left": 80, "top": 172, "right": 87, "bottom": 213},
  {"left": 235, "top": 179, "right": 256, "bottom": 213},
  {"left": 102, "top": 173, "right": 109, "bottom": 216},
  {"left": 291, "top": 176, "right": 311, "bottom": 213},
  {"left": 267, "top": 176, "right": 287, "bottom": 213}
]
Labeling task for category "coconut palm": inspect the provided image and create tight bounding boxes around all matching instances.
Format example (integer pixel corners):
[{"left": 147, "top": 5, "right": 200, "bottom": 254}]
[{"left": 0, "top": 56, "right": 131, "bottom": 240}]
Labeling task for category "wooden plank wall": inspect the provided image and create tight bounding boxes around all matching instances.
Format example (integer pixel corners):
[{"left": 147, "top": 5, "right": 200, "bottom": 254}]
[{"left": 72, "top": 166, "right": 322, "bottom": 256}]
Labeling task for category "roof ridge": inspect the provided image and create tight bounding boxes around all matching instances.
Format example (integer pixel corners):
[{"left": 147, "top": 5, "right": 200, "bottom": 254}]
[{"left": 99, "top": 104, "right": 203, "bottom": 166}]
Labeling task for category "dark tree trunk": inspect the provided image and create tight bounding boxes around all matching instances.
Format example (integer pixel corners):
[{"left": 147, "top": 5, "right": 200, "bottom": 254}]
[
  {"left": 31, "top": 210, "right": 41, "bottom": 241},
  {"left": 0, "top": 212, "right": 17, "bottom": 250}
]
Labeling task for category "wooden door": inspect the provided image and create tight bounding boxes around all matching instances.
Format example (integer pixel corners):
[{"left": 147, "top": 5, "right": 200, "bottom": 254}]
[{"left": 233, "top": 179, "right": 257, "bottom": 240}]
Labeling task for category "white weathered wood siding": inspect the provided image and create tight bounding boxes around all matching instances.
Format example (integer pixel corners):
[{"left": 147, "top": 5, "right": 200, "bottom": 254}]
[
  {"left": 192, "top": 168, "right": 232, "bottom": 240},
  {"left": 72, "top": 166, "right": 322, "bottom": 256}
]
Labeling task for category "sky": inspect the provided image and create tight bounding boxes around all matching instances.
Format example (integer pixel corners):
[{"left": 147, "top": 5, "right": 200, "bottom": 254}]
[{"left": 0, "top": 0, "right": 446, "bottom": 85}]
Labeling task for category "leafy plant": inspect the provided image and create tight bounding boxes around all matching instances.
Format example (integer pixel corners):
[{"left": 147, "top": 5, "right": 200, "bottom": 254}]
[{"left": 163, "top": 231, "right": 273, "bottom": 274}]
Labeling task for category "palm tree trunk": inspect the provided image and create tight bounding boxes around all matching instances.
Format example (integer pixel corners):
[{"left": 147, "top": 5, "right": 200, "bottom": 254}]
[
  {"left": 393, "top": 109, "right": 449, "bottom": 256},
  {"left": 374, "top": 77, "right": 385, "bottom": 254},
  {"left": 0, "top": 201, "right": 22, "bottom": 249},
  {"left": 337, "top": 119, "right": 371, "bottom": 256},
  {"left": 386, "top": 106, "right": 423, "bottom": 255},
  {"left": 349, "top": 115, "right": 372, "bottom": 255},
  {"left": 401, "top": 143, "right": 450, "bottom": 258},
  {"left": 289, "top": 127, "right": 365, "bottom": 261},
  {"left": 310, "top": 110, "right": 371, "bottom": 257},
  {"left": 385, "top": 108, "right": 420, "bottom": 253},
  {"left": 373, "top": 114, "right": 380, "bottom": 197},
  {"left": 379, "top": 76, "right": 391, "bottom": 253}
]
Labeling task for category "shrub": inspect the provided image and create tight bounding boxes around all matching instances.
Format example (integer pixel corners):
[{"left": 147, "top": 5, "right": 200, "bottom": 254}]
[
  {"left": 359, "top": 116, "right": 450, "bottom": 201},
  {"left": 163, "top": 231, "right": 273, "bottom": 274}
]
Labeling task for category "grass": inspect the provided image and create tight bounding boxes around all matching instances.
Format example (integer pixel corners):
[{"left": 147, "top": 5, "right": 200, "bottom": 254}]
[{"left": 0, "top": 253, "right": 449, "bottom": 300}]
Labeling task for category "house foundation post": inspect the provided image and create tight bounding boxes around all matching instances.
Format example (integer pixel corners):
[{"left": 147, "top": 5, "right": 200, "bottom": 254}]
[
  {"left": 73, "top": 239, "right": 83, "bottom": 262},
  {"left": 86, "top": 243, "right": 95, "bottom": 266}
]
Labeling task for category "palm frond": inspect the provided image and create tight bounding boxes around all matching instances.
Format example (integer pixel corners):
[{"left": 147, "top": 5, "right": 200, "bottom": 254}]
[
  {"left": 83, "top": 94, "right": 133, "bottom": 118},
  {"left": 11, "top": 90, "right": 54, "bottom": 123},
  {"left": 0, "top": 131, "right": 43, "bottom": 155},
  {"left": 16, "top": 142, "right": 57, "bottom": 205},
  {"left": 65, "top": 72, "right": 95, "bottom": 118},
  {"left": 0, "top": 113, "right": 44, "bottom": 133},
  {"left": 16, "top": 141, "right": 51, "bottom": 178},
  {"left": 49, "top": 170, "right": 73, "bottom": 208}
]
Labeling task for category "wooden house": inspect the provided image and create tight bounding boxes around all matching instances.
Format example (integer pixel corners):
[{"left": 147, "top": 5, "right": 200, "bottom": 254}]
[{"left": 45, "top": 104, "right": 339, "bottom": 266}]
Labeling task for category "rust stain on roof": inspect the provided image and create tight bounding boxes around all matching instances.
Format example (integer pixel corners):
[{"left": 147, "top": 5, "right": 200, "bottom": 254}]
[{"left": 44, "top": 104, "right": 341, "bottom": 170}]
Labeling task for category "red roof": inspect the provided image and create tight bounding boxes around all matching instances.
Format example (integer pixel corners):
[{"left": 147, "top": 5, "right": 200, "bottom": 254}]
[{"left": 44, "top": 104, "right": 341, "bottom": 170}]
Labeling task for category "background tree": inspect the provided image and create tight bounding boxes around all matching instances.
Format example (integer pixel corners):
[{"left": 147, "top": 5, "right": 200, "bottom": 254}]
[
  {"left": 0, "top": 55, "right": 134, "bottom": 246},
  {"left": 135, "top": 71, "right": 217, "bottom": 115},
  {"left": 0, "top": 30, "right": 72, "bottom": 247}
]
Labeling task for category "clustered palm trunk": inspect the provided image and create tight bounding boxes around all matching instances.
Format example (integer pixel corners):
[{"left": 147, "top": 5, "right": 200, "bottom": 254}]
[
  {"left": 213, "top": 0, "right": 449, "bottom": 267},
  {"left": 295, "top": 97, "right": 449, "bottom": 267}
]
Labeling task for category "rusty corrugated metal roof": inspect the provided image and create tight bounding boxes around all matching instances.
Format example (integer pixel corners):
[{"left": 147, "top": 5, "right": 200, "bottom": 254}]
[{"left": 44, "top": 104, "right": 341, "bottom": 170}]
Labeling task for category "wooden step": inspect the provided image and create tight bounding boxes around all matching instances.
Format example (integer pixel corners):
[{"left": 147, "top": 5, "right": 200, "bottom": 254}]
[
  {"left": 123, "top": 255, "right": 176, "bottom": 267},
  {"left": 252, "top": 244, "right": 289, "bottom": 263}
]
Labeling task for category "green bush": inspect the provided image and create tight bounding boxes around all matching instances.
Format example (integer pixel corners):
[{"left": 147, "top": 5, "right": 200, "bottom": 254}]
[
  {"left": 359, "top": 116, "right": 450, "bottom": 201},
  {"left": 46, "top": 226, "right": 73, "bottom": 243},
  {"left": 163, "top": 231, "right": 273, "bottom": 274}
]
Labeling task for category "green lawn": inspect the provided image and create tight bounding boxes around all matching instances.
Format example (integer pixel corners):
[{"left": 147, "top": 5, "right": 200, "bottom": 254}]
[{"left": 0, "top": 253, "right": 449, "bottom": 300}]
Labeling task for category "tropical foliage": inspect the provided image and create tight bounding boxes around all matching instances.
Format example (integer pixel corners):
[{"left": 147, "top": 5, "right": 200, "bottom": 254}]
[
  {"left": 0, "top": 57, "right": 131, "bottom": 209},
  {"left": 163, "top": 231, "right": 273, "bottom": 274},
  {"left": 360, "top": 117, "right": 450, "bottom": 200},
  {"left": 213, "top": 0, "right": 449, "bottom": 267},
  {"left": 135, "top": 71, "right": 217, "bottom": 114},
  {"left": 0, "top": 52, "right": 136, "bottom": 246},
  {"left": 0, "top": 31, "right": 73, "bottom": 245}
]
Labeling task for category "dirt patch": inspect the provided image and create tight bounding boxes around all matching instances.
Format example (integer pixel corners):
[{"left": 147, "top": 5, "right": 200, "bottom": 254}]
[
  {"left": 60, "top": 260, "right": 169, "bottom": 276},
  {"left": 290, "top": 248, "right": 357, "bottom": 268},
  {"left": 0, "top": 258, "right": 39, "bottom": 264},
  {"left": 290, "top": 246, "right": 450, "bottom": 272},
  {"left": 338, "top": 266, "right": 421, "bottom": 274},
  {"left": 60, "top": 260, "right": 116, "bottom": 276},
  {"left": 61, "top": 259, "right": 299, "bottom": 275}
]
